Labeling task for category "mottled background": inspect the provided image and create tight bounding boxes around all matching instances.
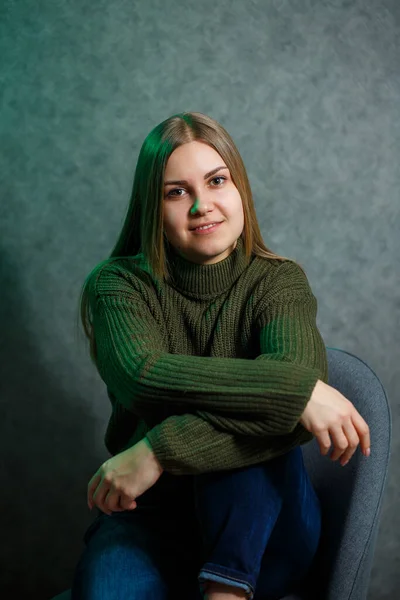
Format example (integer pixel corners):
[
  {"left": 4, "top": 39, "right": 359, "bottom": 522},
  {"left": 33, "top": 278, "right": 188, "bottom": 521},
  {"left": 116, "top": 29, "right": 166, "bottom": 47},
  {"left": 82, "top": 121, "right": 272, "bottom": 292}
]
[{"left": 0, "top": 0, "right": 399, "bottom": 598}]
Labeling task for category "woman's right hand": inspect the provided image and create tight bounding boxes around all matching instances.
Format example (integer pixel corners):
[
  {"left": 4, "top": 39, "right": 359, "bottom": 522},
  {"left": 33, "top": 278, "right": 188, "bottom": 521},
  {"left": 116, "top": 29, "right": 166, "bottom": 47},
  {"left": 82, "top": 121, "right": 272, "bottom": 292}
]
[{"left": 300, "top": 379, "right": 371, "bottom": 466}]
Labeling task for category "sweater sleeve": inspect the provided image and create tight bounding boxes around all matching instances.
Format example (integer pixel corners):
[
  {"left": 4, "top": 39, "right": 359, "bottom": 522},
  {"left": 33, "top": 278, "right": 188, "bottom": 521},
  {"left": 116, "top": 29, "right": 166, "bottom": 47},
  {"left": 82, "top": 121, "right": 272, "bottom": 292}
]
[
  {"left": 145, "top": 415, "right": 315, "bottom": 474},
  {"left": 92, "top": 261, "right": 322, "bottom": 436}
]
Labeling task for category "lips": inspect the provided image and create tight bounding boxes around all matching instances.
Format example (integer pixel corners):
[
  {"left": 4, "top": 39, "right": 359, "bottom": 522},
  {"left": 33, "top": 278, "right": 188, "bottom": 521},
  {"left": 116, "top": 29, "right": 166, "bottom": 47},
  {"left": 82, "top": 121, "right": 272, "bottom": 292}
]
[{"left": 190, "top": 221, "right": 222, "bottom": 230}]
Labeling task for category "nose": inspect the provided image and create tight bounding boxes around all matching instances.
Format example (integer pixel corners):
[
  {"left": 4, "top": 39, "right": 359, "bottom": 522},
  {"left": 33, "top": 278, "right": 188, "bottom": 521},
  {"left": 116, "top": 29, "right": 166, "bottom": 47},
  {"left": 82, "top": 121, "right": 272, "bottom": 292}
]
[{"left": 190, "top": 197, "right": 211, "bottom": 215}]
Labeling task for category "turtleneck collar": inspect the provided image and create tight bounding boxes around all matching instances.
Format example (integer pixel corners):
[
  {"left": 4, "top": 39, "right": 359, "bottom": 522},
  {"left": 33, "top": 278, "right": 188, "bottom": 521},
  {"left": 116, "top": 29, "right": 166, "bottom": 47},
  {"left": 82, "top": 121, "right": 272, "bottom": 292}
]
[{"left": 165, "top": 235, "right": 250, "bottom": 298}]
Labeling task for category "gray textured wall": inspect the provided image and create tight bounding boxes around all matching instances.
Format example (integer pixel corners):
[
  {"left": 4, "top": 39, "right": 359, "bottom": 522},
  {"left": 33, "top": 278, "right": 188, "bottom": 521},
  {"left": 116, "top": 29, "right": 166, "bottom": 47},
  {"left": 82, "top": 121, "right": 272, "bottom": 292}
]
[{"left": 1, "top": 1, "right": 399, "bottom": 598}]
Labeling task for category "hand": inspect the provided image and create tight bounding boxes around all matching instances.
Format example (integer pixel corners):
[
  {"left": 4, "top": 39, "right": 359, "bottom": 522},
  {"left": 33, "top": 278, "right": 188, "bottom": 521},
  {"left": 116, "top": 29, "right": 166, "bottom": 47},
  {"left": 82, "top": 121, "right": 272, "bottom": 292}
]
[
  {"left": 87, "top": 438, "right": 164, "bottom": 515},
  {"left": 300, "top": 379, "right": 371, "bottom": 467}
]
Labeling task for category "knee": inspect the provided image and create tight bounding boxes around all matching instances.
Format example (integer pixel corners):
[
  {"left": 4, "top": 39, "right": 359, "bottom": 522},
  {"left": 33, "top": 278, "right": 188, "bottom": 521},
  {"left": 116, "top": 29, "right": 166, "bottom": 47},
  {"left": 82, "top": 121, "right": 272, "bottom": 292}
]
[
  {"left": 193, "top": 462, "right": 285, "bottom": 509},
  {"left": 72, "top": 545, "right": 168, "bottom": 600}
]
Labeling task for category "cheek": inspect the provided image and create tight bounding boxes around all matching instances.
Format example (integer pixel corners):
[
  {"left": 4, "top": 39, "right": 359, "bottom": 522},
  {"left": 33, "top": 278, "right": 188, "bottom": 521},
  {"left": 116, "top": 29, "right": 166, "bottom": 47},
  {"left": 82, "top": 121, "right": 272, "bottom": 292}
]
[
  {"left": 163, "top": 211, "right": 181, "bottom": 233},
  {"left": 233, "top": 194, "right": 244, "bottom": 216}
]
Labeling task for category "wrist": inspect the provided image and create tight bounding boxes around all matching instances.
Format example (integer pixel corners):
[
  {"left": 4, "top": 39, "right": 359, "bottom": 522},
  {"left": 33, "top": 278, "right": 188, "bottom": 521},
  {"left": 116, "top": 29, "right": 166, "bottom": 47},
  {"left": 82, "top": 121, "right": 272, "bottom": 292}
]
[{"left": 142, "top": 437, "right": 164, "bottom": 474}]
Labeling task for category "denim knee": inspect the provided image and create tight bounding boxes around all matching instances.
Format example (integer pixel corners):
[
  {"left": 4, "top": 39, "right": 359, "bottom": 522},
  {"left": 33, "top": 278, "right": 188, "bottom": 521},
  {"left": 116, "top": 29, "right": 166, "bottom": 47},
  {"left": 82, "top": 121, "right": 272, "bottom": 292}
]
[
  {"left": 194, "top": 459, "right": 287, "bottom": 598},
  {"left": 72, "top": 497, "right": 203, "bottom": 600},
  {"left": 193, "top": 448, "right": 320, "bottom": 600}
]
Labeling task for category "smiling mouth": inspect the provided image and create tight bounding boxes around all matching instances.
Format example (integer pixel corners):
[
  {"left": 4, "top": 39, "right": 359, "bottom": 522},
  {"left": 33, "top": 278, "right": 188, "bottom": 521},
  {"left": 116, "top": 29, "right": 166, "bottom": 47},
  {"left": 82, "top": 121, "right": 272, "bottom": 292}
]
[{"left": 190, "top": 221, "right": 223, "bottom": 231}]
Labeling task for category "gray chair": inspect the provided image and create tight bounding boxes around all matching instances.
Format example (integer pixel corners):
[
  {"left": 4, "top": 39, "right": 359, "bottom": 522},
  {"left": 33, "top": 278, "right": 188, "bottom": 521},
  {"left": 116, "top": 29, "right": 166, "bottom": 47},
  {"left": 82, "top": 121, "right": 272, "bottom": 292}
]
[{"left": 51, "top": 347, "right": 391, "bottom": 600}]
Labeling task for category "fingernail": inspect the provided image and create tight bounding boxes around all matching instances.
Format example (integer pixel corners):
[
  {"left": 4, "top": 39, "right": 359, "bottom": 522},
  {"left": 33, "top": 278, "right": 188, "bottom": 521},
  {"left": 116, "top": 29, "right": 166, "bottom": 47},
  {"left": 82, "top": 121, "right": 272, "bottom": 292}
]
[
  {"left": 342, "top": 460, "right": 349, "bottom": 467},
  {"left": 365, "top": 448, "right": 371, "bottom": 457}
]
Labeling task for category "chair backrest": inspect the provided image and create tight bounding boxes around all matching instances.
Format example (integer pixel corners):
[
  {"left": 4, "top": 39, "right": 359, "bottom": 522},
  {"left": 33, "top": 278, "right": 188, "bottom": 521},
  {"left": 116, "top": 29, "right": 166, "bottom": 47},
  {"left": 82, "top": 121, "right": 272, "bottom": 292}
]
[{"left": 299, "top": 347, "right": 392, "bottom": 600}]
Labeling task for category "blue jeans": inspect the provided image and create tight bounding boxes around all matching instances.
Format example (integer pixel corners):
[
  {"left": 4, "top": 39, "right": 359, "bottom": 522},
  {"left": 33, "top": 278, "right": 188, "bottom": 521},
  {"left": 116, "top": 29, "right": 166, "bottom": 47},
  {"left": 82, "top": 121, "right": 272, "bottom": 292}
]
[{"left": 71, "top": 446, "right": 321, "bottom": 600}]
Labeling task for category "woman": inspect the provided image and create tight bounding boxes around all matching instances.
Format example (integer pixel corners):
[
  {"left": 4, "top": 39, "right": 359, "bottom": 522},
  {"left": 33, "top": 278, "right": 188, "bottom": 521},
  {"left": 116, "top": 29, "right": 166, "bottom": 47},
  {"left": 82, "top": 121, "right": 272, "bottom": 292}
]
[{"left": 72, "top": 112, "right": 370, "bottom": 600}]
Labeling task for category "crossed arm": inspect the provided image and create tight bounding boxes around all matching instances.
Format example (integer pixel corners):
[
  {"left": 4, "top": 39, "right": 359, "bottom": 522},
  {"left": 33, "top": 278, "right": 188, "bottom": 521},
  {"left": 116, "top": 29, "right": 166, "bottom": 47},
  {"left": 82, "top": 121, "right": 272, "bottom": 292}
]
[{"left": 92, "top": 260, "right": 328, "bottom": 474}]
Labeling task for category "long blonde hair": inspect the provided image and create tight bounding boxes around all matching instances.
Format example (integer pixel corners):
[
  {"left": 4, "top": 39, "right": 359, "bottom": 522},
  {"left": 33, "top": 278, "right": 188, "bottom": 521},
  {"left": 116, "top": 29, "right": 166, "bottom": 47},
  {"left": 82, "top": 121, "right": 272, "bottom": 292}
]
[{"left": 77, "top": 111, "right": 306, "bottom": 367}]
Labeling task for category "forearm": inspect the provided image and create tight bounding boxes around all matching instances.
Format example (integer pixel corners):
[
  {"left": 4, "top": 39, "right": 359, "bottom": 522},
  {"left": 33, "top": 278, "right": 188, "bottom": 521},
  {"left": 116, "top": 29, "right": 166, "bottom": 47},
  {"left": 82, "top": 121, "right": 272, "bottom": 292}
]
[
  {"left": 145, "top": 413, "right": 313, "bottom": 475},
  {"left": 103, "top": 347, "right": 320, "bottom": 435}
]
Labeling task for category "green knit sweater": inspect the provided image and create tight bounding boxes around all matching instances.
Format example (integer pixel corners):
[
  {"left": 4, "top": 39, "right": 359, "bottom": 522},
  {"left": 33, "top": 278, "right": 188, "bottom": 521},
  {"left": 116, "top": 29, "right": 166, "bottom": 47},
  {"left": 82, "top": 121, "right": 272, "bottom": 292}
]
[{"left": 88, "top": 236, "right": 328, "bottom": 475}]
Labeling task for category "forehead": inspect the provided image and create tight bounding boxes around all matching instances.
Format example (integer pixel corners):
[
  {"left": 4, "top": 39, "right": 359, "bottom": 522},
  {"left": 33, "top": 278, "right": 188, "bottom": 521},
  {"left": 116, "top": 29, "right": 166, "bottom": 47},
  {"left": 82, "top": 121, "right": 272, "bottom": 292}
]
[{"left": 165, "top": 142, "right": 224, "bottom": 172}]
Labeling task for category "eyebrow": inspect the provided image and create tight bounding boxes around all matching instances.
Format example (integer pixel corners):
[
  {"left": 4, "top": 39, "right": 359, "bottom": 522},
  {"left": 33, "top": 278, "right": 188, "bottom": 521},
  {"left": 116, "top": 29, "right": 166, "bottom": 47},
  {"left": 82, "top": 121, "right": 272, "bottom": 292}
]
[{"left": 164, "top": 165, "right": 229, "bottom": 186}]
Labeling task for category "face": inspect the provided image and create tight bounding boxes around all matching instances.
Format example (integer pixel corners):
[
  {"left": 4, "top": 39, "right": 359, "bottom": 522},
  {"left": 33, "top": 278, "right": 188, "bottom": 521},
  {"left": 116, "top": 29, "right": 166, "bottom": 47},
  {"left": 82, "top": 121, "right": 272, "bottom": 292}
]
[{"left": 162, "top": 141, "right": 244, "bottom": 265}]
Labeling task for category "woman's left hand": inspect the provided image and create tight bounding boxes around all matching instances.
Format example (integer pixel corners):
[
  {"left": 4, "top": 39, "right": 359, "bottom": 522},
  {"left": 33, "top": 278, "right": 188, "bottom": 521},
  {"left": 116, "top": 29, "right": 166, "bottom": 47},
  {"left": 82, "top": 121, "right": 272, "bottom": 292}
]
[{"left": 87, "top": 438, "right": 164, "bottom": 515}]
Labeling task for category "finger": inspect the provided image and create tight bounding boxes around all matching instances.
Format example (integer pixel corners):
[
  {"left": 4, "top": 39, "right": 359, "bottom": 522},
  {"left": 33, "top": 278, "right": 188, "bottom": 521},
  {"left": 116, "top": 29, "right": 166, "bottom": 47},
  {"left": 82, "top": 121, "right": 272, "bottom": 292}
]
[
  {"left": 87, "top": 473, "right": 101, "bottom": 509},
  {"left": 352, "top": 411, "right": 371, "bottom": 456},
  {"left": 105, "top": 490, "right": 136, "bottom": 512},
  {"left": 93, "top": 484, "right": 113, "bottom": 515},
  {"left": 110, "top": 497, "right": 126, "bottom": 512},
  {"left": 104, "top": 489, "right": 124, "bottom": 513},
  {"left": 329, "top": 425, "right": 349, "bottom": 461},
  {"left": 339, "top": 420, "right": 360, "bottom": 466},
  {"left": 315, "top": 429, "right": 331, "bottom": 456},
  {"left": 119, "top": 496, "right": 137, "bottom": 511},
  {"left": 103, "top": 492, "right": 137, "bottom": 513}
]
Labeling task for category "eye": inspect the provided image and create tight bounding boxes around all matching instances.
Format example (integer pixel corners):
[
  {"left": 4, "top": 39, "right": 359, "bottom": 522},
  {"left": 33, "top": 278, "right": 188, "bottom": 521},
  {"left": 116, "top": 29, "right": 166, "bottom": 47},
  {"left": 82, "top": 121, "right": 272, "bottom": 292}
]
[{"left": 166, "top": 176, "right": 227, "bottom": 197}]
